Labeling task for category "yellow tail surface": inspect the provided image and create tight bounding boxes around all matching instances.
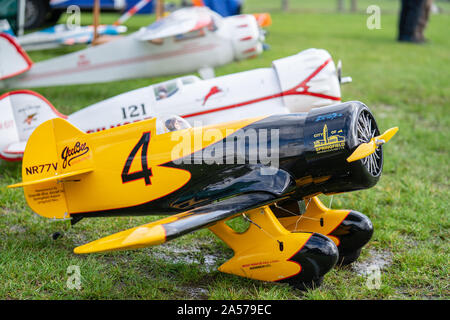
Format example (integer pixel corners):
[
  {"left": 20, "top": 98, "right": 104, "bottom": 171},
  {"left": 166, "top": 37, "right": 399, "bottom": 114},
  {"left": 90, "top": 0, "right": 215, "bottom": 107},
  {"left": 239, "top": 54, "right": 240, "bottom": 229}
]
[{"left": 9, "top": 118, "right": 94, "bottom": 219}]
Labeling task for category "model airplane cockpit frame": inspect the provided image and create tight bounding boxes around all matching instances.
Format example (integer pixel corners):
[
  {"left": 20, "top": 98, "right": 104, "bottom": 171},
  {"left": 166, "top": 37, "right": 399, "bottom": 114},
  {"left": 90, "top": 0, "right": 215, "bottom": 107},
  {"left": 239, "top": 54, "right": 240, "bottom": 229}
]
[
  {"left": 0, "top": 6, "right": 267, "bottom": 89},
  {"left": 9, "top": 101, "right": 398, "bottom": 289},
  {"left": 0, "top": 48, "right": 348, "bottom": 162}
]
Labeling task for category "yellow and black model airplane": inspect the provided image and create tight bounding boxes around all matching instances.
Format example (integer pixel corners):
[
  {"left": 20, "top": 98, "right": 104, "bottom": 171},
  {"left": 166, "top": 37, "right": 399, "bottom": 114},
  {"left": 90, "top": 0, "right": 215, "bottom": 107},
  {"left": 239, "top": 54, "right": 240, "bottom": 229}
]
[{"left": 9, "top": 101, "right": 398, "bottom": 289}]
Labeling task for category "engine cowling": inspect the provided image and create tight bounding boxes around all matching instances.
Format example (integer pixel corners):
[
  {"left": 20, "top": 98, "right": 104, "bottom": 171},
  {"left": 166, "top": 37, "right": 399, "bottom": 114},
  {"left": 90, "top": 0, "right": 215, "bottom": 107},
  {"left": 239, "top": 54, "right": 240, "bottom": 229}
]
[
  {"left": 226, "top": 14, "right": 264, "bottom": 61},
  {"left": 272, "top": 48, "right": 342, "bottom": 112}
]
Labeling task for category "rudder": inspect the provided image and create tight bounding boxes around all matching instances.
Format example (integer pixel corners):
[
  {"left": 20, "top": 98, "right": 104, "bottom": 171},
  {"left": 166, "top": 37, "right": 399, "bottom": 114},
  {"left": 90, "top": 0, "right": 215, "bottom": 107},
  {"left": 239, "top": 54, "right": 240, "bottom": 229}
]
[
  {"left": 0, "top": 90, "right": 66, "bottom": 161},
  {"left": 9, "top": 118, "right": 94, "bottom": 219},
  {"left": 0, "top": 33, "right": 33, "bottom": 80}
]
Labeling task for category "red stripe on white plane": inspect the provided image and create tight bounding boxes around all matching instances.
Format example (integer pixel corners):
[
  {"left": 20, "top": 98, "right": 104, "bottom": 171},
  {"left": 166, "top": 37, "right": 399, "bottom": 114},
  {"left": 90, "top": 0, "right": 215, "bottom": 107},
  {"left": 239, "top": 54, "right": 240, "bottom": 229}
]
[{"left": 182, "top": 58, "right": 340, "bottom": 119}]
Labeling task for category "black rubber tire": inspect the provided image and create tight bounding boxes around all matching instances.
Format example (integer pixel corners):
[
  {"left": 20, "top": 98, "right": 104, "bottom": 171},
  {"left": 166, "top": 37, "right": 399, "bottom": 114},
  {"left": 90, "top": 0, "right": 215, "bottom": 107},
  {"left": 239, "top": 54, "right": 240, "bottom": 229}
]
[
  {"left": 51, "top": 231, "right": 63, "bottom": 240},
  {"left": 338, "top": 248, "right": 362, "bottom": 266},
  {"left": 45, "top": 9, "right": 63, "bottom": 24},
  {"left": 24, "top": 0, "right": 49, "bottom": 30},
  {"left": 287, "top": 276, "right": 324, "bottom": 291}
]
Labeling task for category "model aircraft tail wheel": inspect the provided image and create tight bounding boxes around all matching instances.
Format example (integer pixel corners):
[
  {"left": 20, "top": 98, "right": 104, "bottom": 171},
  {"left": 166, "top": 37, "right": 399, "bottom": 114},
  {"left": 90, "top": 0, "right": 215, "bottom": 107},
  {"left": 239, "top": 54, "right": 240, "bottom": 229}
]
[
  {"left": 280, "top": 233, "right": 338, "bottom": 290},
  {"left": 51, "top": 231, "right": 63, "bottom": 240},
  {"left": 329, "top": 210, "right": 374, "bottom": 266}
]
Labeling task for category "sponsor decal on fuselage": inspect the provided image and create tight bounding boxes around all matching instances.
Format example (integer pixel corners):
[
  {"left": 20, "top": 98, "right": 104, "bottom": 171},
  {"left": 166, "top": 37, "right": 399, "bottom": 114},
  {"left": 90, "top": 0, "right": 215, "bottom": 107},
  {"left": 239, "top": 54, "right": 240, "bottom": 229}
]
[
  {"left": 313, "top": 124, "right": 345, "bottom": 153},
  {"left": 242, "top": 260, "right": 280, "bottom": 270},
  {"left": 314, "top": 112, "right": 343, "bottom": 122}
]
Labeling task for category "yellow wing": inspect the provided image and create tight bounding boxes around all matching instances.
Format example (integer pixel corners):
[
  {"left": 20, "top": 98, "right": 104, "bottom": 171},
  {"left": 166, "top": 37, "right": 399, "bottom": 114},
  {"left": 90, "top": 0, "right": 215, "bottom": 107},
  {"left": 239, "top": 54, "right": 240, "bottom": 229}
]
[{"left": 74, "top": 193, "right": 276, "bottom": 254}]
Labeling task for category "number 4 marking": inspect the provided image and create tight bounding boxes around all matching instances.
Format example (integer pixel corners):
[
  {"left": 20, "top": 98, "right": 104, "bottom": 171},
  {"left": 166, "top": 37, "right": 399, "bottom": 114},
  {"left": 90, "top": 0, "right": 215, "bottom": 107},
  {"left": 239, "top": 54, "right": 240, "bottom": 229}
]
[{"left": 121, "top": 132, "right": 153, "bottom": 185}]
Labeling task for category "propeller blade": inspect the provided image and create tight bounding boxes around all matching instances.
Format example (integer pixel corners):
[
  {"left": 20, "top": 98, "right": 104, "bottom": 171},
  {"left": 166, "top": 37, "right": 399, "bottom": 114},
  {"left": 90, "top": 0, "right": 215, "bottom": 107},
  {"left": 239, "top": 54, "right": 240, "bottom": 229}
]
[
  {"left": 346, "top": 141, "right": 376, "bottom": 162},
  {"left": 347, "top": 127, "right": 398, "bottom": 163},
  {"left": 378, "top": 127, "right": 399, "bottom": 143}
]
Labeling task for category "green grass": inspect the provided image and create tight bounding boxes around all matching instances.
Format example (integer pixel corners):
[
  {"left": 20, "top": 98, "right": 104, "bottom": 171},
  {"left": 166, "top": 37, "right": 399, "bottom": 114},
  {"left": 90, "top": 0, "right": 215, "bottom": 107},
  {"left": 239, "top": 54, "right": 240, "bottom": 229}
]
[
  {"left": 244, "top": 0, "right": 450, "bottom": 14},
  {"left": 0, "top": 4, "right": 449, "bottom": 299}
]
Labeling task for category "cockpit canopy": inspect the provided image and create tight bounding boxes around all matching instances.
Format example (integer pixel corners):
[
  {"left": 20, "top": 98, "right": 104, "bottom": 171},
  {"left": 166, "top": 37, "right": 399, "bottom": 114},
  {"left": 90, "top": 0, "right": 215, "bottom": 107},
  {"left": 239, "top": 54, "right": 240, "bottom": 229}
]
[
  {"left": 156, "top": 114, "right": 191, "bottom": 135},
  {"left": 139, "top": 7, "right": 222, "bottom": 43},
  {"left": 153, "top": 75, "right": 200, "bottom": 101}
]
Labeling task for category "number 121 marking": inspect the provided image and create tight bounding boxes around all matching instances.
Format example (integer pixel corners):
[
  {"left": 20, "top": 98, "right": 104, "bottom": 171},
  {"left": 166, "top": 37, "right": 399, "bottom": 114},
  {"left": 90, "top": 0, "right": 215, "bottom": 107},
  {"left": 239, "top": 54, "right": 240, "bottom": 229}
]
[{"left": 121, "top": 104, "right": 146, "bottom": 119}]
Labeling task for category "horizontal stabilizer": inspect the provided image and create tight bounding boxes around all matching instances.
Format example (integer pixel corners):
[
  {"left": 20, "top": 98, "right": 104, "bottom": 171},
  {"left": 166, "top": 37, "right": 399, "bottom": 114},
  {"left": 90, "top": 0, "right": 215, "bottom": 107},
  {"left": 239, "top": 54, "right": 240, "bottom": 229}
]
[
  {"left": 8, "top": 168, "right": 93, "bottom": 188},
  {"left": 74, "top": 193, "right": 275, "bottom": 254}
]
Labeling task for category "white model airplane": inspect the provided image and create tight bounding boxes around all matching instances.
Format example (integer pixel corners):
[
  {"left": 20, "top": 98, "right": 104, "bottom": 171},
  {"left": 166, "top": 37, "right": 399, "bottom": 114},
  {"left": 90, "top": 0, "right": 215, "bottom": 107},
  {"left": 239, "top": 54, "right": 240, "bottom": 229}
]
[
  {"left": 0, "top": 19, "right": 127, "bottom": 51},
  {"left": 0, "top": 6, "right": 265, "bottom": 89},
  {"left": 0, "top": 48, "right": 350, "bottom": 161}
]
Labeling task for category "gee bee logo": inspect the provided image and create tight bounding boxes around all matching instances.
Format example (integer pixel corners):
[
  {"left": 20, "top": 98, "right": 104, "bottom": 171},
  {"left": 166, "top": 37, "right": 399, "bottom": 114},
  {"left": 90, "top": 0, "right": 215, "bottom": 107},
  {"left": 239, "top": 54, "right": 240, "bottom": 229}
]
[{"left": 61, "top": 141, "right": 90, "bottom": 169}]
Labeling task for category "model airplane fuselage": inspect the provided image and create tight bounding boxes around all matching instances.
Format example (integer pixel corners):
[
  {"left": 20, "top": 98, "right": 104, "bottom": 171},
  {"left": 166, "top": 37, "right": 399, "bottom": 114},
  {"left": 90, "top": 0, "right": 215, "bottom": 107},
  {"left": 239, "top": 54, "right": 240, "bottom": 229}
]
[
  {"left": 0, "top": 49, "right": 342, "bottom": 161},
  {"left": 0, "top": 7, "right": 264, "bottom": 88},
  {"left": 17, "top": 24, "right": 127, "bottom": 51},
  {"left": 9, "top": 101, "right": 398, "bottom": 289}
]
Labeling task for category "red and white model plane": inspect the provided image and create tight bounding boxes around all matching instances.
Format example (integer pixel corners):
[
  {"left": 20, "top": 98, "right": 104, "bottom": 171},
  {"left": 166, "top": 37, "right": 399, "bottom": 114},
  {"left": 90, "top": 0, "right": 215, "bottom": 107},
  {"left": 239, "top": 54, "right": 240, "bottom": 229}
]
[
  {"left": 0, "top": 6, "right": 265, "bottom": 88},
  {"left": 0, "top": 48, "right": 349, "bottom": 161}
]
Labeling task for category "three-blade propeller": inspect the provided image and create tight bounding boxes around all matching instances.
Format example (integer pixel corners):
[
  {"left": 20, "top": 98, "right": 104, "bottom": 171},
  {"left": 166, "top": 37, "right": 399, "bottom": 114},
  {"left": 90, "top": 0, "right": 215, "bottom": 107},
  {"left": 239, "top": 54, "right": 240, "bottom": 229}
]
[{"left": 347, "top": 127, "right": 398, "bottom": 163}]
